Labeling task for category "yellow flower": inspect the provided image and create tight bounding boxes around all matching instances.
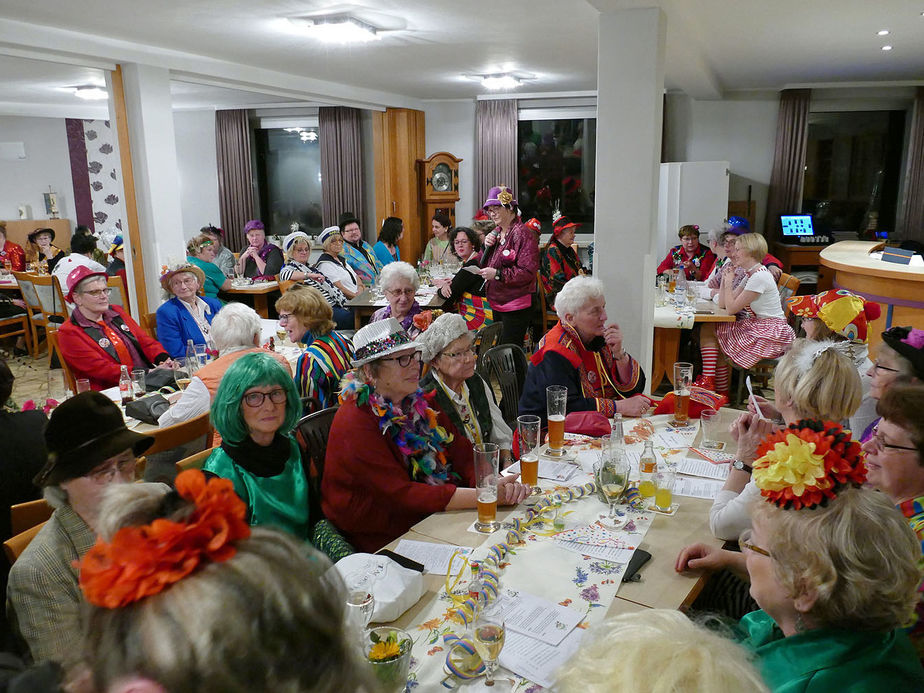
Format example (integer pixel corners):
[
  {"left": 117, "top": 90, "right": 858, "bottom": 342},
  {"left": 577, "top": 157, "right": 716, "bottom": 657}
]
[
  {"left": 753, "top": 433, "right": 831, "bottom": 498},
  {"left": 368, "top": 640, "right": 402, "bottom": 662}
]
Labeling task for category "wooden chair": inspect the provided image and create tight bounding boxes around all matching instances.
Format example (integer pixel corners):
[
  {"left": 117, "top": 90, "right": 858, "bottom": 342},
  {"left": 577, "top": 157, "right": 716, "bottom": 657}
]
[
  {"left": 776, "top": 272, "right": 801, "bottom": 308},
  {"left": 176, "top": 446, "right": 216, "bottom": 472},
  {"left": 0, "top": 310, "right": 30, "bottom": 356},
  {"left": 480, "top": 344, "right": 529, "bottom": 428},
  {"left": 9, "top": 498, "right": 53, "bottom": 536},
  {"left": 30, "top": 273, "right": 69, "bottom": 367},
  {"left": 11, "top": 271, "right": 45, "bottom": 357},
  {"left": 46, "top": 327, "right": 77, "bottom": 393},
  {"left": 294, "top": 406, "right": 339, "bottom": 485},
  {"left": 107, "top": 274, "right": 130, "bottom": 312},
  {"left": 278, "top": 278, "right": 296, "bottom": 294},
  {"left": 3, "top": 522, "right": 46, "bottom": 565},
  {"left": 145, "top": 411, "right": 212, "bottom": 456},
  {"left": 141, "top": 312, "right": 158, "bottom": 339},
  {"left": 536, "top": 275, "right": 559, "bottom": 335}
]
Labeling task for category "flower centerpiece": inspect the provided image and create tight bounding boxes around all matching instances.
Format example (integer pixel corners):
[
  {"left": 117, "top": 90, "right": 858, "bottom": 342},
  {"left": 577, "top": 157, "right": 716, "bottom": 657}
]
[{"left": 365, "top": 627, "right": 413, "bottom": 692}]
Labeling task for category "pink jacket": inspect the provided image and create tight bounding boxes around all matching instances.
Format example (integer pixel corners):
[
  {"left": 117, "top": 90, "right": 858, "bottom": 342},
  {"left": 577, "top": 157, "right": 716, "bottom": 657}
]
[{"left": 477, "top": 220, "right": 539, "bottom": 309}]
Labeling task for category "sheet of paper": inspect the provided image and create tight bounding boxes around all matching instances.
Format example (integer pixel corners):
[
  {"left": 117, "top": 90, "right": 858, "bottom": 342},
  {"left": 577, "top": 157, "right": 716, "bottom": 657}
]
[
  {"left": 556, "top": 538, "right": 635, "bottom": 564},
  {"left": 675, "top": 457, "right": 730, "bottom": 480},
  {"left": 506, "top": 459, "right": 577, "bottom": 482},
  {"left": 499, "top": 627, "right": 585, "bottom": 689},
  {"left": 489, "top": 589, "right": 584, "bottom": 646},
  {"left": 461, "top": 264, "right": 483, "bottom": 274},
  {"left": 673, "top": 476, "right": 726, "bottom": 500},
  {"left": 392, "top": 539, "right": 472, "bottom": 575},
  {"left": 575, "top": 449, "right": 640, "bottom": 474},
  {"left": 653, "top": 428, "right": 697, "bottom": 449}
]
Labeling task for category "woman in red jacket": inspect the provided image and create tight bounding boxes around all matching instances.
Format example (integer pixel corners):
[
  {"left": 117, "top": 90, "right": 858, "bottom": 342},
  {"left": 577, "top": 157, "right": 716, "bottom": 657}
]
[
  {"left": 57, "top": 266, "right": 174, "bottom": 390},
  {"left": 321, "top": 318, "right": 531, "bottom": 552}
]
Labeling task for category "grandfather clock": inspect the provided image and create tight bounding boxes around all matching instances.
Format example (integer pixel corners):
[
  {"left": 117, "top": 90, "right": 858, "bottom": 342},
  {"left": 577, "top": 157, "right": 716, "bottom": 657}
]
[{"left": 417, "top": 152, "right": 462, "bottom": 237}]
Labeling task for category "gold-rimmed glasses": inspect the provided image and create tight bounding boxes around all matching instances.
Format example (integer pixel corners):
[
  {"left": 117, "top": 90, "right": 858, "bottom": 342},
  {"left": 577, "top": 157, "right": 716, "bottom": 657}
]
[{"left": 738, "top": 528, "right": 771, "bottom": 558}]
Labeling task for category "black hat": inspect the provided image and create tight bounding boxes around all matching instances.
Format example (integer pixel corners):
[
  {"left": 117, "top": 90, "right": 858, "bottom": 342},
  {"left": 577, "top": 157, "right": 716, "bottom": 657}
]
[
  {"left": 35, "top": 391, "right": 154, "bottom": 487},
  {"left": 338, "top": 212, "right": 361, "bottom": 230},
  {"left": 27, "top": 227, "right": 55, "bottom": 244},
  {"left": 881, "top": 326, "right": 924, "bottom": 381}
]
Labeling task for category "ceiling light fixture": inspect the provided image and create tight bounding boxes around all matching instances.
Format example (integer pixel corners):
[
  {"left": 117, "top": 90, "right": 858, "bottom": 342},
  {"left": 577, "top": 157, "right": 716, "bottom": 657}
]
[
  {"left": 72, "top": 86, "right": 108, "bottom": 101},
  {"left": 882, "top": 45, "right": 893, "bottom": 51},
  {"left": 877, "top": 29, "right": 890, "bottom": 35},
  {"left": 288, "top": 14, "right": 380, "bottom": 43},
  {"left": 482, "top": 74, "right": 521, "bottom": 90}
]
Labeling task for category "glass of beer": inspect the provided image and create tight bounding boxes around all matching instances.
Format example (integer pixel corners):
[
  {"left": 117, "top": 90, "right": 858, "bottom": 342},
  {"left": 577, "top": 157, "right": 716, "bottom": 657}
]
[
  {"left": 546, "top": 385, "right": 567, "bottom": 456},
  {"left": 668, "top": 268, "right": 679, "bottom": 293},
  {"left": 517, "top": 414, "right": 541, "bottom": 495},
  {"left": 474, "top": 442, "right": 500, "bottom": 533},
  {"left": 672, "top": 362, "right": 693, "bottom": 426}
]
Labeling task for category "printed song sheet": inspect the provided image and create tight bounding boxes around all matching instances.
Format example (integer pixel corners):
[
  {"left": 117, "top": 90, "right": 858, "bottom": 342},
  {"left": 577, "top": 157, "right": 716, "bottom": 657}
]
[
  {"left": 499, "top": 627, "right": 585, "bottom": 688},
  {"left": 673, "top": 476, "right": 726, "bottom": 500},
  {"left": 675, "top": 457, "right": 730, "bottom": 481},
  {"left": 490, "top": 589, "right": 584, "bottom": 646},
  {"left": 393, "top": 539, "right": 472, "bottom": 575}
]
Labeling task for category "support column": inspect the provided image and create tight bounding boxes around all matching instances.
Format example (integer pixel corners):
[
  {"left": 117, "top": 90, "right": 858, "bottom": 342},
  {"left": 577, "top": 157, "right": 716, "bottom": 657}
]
[{"left": 593, "top": 8, "right": 666, "bottom": 393}]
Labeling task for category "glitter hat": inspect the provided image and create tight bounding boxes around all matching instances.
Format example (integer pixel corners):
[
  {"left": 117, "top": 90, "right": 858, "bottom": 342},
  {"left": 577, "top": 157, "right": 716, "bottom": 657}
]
[
  {"left": 351, "top": 317, "right": 422, "bottom": 367},
  {"left": 786, "top": 290, "right": 881, "bottom": 344}
]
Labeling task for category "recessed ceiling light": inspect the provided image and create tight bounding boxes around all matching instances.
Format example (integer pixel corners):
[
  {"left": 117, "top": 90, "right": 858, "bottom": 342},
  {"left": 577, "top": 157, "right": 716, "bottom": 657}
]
[
  {"left": 288, "top": 14, "right": 380, "bottom": 43},
  {"left": 877, "top": 29, "right": 890, "bottom": 36},
  {"left": 72, "top": 86, "right": 108, "bottom": 100},
  {"left": 882, "top": 45, "right": 893, "bottom": 51}
]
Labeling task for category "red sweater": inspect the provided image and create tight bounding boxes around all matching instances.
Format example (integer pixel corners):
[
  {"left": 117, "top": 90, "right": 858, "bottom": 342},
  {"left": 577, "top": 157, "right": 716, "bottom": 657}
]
[
  {"left": 58, "top": 306, "right": 168, "bottom": 390},
  {"left": 321, "top": 397, "right": 477, "bottom": 552}
]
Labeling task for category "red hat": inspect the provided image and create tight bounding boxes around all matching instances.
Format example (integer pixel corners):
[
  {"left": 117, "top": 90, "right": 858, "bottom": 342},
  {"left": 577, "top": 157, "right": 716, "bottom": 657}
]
[
  {"left": 551, "top": 216, "right": 581, "bottom": 236},
  {"left": 66, "top": 265, "right": 107, "bottom": 302},
  {"left": 524, "top": 218, "right": 541, "bottom": 234},
  {"left": 472, "top": 209, "right": 491, "bottom": 221}
]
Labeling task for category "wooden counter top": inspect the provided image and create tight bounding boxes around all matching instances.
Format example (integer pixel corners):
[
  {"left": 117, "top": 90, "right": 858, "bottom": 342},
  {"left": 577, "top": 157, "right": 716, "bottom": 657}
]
[{"left": 820, "top": 241, "right": 924, "bottom": 282}]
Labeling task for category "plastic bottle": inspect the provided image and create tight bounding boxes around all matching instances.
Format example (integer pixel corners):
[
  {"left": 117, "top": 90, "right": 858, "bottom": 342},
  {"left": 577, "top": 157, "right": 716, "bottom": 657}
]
[
  {"left": 638, "top": 440, "right": 658, "bottom": 499},
  {"left": 118, "top": 365, "right": 133, "bottom": 405}
]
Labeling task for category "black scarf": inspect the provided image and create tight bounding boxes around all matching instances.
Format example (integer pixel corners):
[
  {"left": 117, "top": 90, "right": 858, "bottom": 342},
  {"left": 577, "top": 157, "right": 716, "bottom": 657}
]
[{"left": 220, "top": 433, "right": 291, "bottom": 477}]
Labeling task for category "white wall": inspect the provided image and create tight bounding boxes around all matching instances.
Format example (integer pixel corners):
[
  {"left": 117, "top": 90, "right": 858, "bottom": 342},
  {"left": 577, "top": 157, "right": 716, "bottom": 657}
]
[
  {"left": 423, "top": 99, "right": 476, "bottom": 223},
  {"left": 173, "top": 110, "right": 220, "bottom": 235},
  {"left": 0, "top": 115, "right": 75, "bottom": 221}
]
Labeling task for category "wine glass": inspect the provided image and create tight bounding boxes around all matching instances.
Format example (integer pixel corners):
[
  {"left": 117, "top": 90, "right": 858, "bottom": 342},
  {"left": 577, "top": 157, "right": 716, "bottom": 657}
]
[
  {"left": 345, "top": 590, "right": 375, "bottom": 636},
  {"left": 596, "top": 452, "right": 630, "bottom": 528},
  {"left": 472, "top": 604, "right": 506, "bottom": 686}
]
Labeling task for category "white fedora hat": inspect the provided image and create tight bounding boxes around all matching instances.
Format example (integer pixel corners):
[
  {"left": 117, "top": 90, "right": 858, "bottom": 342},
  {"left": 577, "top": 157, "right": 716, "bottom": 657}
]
[{"left": 352, "top": 317, "right": 422, "bottom": 367}]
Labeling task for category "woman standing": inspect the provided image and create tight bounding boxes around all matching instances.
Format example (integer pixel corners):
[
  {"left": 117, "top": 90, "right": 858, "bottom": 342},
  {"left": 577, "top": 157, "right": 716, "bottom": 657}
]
[
  {"left": 25, "top": 227, "right": 65, "bottom": 273},
  {"left": 236, "top": 219, "right": 284, "bottom": 280},
  {"left": 422, "top": 212, "right": 453, "bottom": 264},
  {"left": 155, "top": 263, "right": 222, "bottom": 358},
  {"left": 339, "top": 212, "right": 382, "bottom": 285},
  {"left": 478, "top": 185, "right": 539, "bottom": 346},
  {"left": 186, "top": 233, "right": 232, "bottom": 300},
  {"left": 539, "top": 214, "right": 587, "bottom": 307},
  {"left": 314, "top": 226, "right": 363, "bottom": 300},
  {"left": 373, "top": 216, "right": 404, "bottom": 267}
]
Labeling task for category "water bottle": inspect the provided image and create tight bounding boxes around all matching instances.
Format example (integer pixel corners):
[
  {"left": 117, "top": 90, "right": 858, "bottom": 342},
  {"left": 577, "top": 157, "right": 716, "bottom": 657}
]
[
  {"left": 638, "top": 440, "right": 658, "bottom": 499},
  {"left": 610, "top": 413, "right": 625, "bottom": 456},
  {"left": 118, "top": 365, "right": 133, "bottom": 405}
]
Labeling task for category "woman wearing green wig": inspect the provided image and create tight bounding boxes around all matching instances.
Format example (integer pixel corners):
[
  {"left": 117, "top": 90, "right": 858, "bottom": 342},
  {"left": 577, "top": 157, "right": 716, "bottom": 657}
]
[{"left": 203, "top": 352, "right": 352, "bottom": 560}]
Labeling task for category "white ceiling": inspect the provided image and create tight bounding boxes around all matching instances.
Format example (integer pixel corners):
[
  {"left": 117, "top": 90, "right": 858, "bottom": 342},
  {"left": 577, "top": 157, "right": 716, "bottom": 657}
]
[{"left": 0, "top": 0, "right": 921, "bottom": 114}]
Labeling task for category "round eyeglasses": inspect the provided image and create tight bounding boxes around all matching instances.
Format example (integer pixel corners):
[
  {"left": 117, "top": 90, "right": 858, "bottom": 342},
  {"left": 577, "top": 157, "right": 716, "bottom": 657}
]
[{"left": 243, "top": 388, "right": 287, "bottom": 408}]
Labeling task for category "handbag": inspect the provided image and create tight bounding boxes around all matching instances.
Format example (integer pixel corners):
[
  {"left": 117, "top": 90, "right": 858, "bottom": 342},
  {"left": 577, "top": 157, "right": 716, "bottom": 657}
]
[
  {"left": 459, "top": 292, "right": 494, "bottom": 330},
  {"left": 145, "top": 368, "right": 184, "bottom": 392},
  {"left": 124, "top": 393, "right": 170, "bottom": 425}
]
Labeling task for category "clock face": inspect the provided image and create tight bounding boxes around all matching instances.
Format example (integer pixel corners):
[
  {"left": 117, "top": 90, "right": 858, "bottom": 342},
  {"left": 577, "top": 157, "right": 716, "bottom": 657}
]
[{"left": 432, "top": 163, "right": 452, "bottom": 192}]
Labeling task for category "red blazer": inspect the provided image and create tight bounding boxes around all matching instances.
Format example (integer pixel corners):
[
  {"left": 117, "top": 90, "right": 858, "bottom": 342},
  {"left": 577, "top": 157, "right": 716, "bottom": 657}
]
[
  {"left": 321, "top": 397, "right": 477, "bottom": 553},
  {"left": 58, "top": 306, "right": 168, "bottom": 390}
]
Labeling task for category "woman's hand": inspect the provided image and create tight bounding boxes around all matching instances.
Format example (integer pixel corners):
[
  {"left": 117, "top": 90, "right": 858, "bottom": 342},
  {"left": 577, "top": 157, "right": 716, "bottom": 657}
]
[
  {"left": 603, "top": 322, "right": 623, "bottom": 355},
  {"left": 747, "top": 394, "right": 781, "bottom": 421},
  {"left": 731, "top": 411, "right": 775, "bottom": 463},
  {"left": 306, "top": 272, "right": 325, "bottom": 282},
  {"left": 497, "top": 474, "right": 531, "bottom": 505},
  {"left": 675, "top": 543, "right": 744, "bottom": 574},
  {"left": 477, "top": 267, "right": 499, "bottom": 281},
  {"left": 616, "top": 395, "right": 650, "bottom": 417}
]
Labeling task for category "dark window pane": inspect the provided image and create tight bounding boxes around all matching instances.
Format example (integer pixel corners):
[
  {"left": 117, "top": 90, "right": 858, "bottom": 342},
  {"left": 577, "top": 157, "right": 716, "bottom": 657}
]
[{"left": 253, "top": 127, "right": 323, "bottom": 237}]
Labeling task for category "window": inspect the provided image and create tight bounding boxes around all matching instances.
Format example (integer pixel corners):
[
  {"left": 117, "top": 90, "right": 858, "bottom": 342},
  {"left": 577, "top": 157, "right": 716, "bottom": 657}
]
[
  {"left": 516, "top": 117, "right": 596, "bottom": 235},
  {"left": 802, "top": 111, "right": 906, "bottom": 238},
  {"left": 253, "top": 125, "right": 323, "bottom": 237}
]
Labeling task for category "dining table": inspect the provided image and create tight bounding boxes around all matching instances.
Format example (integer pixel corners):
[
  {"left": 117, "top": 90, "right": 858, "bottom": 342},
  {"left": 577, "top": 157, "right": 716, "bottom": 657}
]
[
  {"left": 362, "top": 407, "right": 739, "bottom": 690},
  {"left": 221, "top": 279, "right": 280, "bottom": 319},
  {"left": 345, "top": 284, "right": 446, "bottom": 330}
]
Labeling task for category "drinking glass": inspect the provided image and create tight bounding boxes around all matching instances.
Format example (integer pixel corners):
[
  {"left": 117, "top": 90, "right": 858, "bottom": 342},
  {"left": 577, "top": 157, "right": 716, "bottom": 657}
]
[
  {"left": 668, "top": 268, "right": 679, "bottom": 293},
  {"left": 516, "top": 414, "right": 541, "bottom": 494},
  {"left": 656, "top": 275, "right": 668, "bottom": 306},
  {"left": 595, "top": 451, "right": 630, "bottom": 528},
  {"left": 671, "top": 362, "right": 693, "bottom": 426},
  {"left": 654, "top": 469, "right": 676, "bottom": 512},
  {"left": 699, "top": 408, "right": 723, "bottom": 449},
  {"left": 546, "top": 385, "right": 567, "bottom": 456},
  {"left": 685, "top": 283, "right": 697, "bottom": 307},
  {"left": 472, "top": 604, "right": 506, "bottom": 687},
  {"left": 75, "top": 378, "right": 91, "bottom": 394},
  {"left": 47, "top": 369, "right": 70, "bottom": 402},
  {"left": 194, "top": 343, "right": 209, "bottom": 367},
  {"left": 174, "top": 366, "right": 193, "bottom": 392},
  {"left": 473, "top": 442, "right": 500, "bottom": 533},
  {"left": 345, "top": 590, "right": 375, "bottom": 635},
  {"left": 130, "top": 369, "right": 146, "bottom": 398}
]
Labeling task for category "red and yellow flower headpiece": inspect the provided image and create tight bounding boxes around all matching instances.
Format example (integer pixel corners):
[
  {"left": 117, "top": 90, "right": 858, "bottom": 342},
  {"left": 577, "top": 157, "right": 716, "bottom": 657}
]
[
  {"left": 79, "top": 469, "right": 251, "bottom": 608},
  {"left": 752, "top": 420, "right": 866, "bottom": 510}
]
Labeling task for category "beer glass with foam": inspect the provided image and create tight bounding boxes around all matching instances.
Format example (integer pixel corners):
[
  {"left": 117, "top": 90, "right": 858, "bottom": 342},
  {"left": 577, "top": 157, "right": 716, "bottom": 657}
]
[
  {"left": 672, "top": 362, "right": 693, "bottom": 426},
  {"left": 546, "top": 385, "right": 567, "bottom": 456},
  {"left": 474, "top": 442, "right": 500, "bottom": 533},
  {"left": 517, "top": 414, "right": 541, "bottom": 494}
]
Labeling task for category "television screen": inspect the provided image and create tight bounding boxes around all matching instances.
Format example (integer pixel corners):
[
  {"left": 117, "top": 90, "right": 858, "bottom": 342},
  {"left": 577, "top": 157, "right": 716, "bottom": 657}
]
[{"left": 780, "top": 214, "right": 814, "bottom": 237}]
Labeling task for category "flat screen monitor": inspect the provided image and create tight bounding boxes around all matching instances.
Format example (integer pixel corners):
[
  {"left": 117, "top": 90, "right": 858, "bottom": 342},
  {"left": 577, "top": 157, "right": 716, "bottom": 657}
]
[{"left": 780, "top": 214, "right": 814, "bottom": 237}]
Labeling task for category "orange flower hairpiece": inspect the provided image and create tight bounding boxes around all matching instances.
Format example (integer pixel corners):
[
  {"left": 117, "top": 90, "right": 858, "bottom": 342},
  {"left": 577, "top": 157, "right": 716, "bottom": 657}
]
[
  {"left": 79, "top": 469, "right": 251, "bottom": 608},
  {"left": 752, "top": 420, "right": 866, "bottom": 510}
]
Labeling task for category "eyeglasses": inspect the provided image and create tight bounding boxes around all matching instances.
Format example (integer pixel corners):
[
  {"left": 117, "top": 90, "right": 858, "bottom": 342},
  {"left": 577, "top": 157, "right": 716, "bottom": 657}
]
[
  {"left": 441, "top": 346, "right": 476, "bottom": 360},
  {"left": 872, "top": 361, "right": 900, "bottom": 373},
  {"left": 869, "top": 425, "right": 918, "bottom": 453},
  {"left": 79, "top": 288, "right": 110, "bottom": 298},
  {"left": 243, "top": 388, "right": 287, "bottom": 407},
  {"left": 385, "top": 288, "right": 416, "bottom": 298},
  {"left": 278, "top": 312, "right": 294, "bottom": 325},
  {"left": 379, "top": 352, "right": 421, "bottom": 368},
  {"left": 87, "top": 457, "right": 137, "bottom": 484},
  {"left": 738, "top": 529, "right": 771, "bottom": 558}
]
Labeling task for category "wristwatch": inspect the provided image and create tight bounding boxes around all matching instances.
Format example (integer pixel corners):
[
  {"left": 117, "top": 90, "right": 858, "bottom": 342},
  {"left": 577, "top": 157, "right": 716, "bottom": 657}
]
[{"left": 732, "top": 460, "right": 753, "bottom": 474}]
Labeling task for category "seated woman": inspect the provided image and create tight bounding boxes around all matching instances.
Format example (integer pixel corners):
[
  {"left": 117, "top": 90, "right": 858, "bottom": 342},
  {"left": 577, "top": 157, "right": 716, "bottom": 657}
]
[
  {"left": 656, "top": 224, "right": 716, "bottom": 282},
  {"left": 519, "top": 276, "right": 649, "bottom": 419},
  {"left": 419, "top": 313, "right": 512, "bottom": 464},
  {"left": 7, "top": 392, "right": 153, "bottom": 664},
  {"left": 371, "top": 261, "right": 424, "bottom": 338},
  {"left": 698, "top": 232, "right": 794, "bottom": 396},
  {"left": 58, "top": 266, "right": 173, "bottom": 391},
  {"left": 199, "top": 224, "right": 235, "bottom": 277},
  {"left": 786, "top": 289, "right": 881, "bottom": 435},
  {"left": 322, "top": 318, "right": 530, "bottom": 552},
  {"left": 372, "top": 216, "right": 403, "bottom": 267},
  {"left": 203, "top": 352, "right": 352, "bottom": 561},
  {"left": 678, "top": 424, "right": 924, "bottom": 690},
  {"left": 339, "top": 212, "right": 381, "bottom": 285},
  {"left": 422, "top": 212, "right": 453, "bottom": 264},
  {"left": 186, "top": 233, "right": 232, "bottom": 300},
  {"left": 539, "top": 215, "right": 587, "bottom": 307},
  {"left": 279, "top": 230, "right": 352, "bottom": 330},
  {"left": 235, "top": 219, "right": 284, "bottom": 280},
  {"left": 315, "top": 226, "right": 364, "bottom": 300},
  {"left": 711, "top": 338, "right": 861, "bottom": 540},
  {"left": 156, "top": 302, "right": 290, "bottom": 429},
  {"left": 25, "top": 227, "right": 65, "bottom": 273},
  {"left": 434, "top": 226, "right": 484, "bottom": 309},
  {"left": 275, "top": 285, "right": 353, "bottom": 410},
  {"left": 155, "top": 262, "right": 222, "bottom": 359},
  {"left": 77, "top": 475, "right": 370, "bottom": 693},
  {"left": 0, "top": 223, "right": 25, "bottom": 271}
]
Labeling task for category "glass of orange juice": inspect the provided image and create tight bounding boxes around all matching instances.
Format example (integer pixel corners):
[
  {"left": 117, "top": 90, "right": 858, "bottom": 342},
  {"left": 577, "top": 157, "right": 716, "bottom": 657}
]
[{"left": 517, "top": 414, "right": 541, "bottom": 495}]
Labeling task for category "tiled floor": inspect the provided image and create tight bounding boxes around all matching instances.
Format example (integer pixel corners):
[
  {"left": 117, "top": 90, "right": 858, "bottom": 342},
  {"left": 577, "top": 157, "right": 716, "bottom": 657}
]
[{"left": 1, "top": 346, "right": 66, "bottom": 406}]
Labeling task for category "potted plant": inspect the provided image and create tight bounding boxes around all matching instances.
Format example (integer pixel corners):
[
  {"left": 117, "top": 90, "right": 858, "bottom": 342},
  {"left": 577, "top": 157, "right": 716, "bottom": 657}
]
[{"left": 364, "top": 627, "right": 412, "bottom": 692}]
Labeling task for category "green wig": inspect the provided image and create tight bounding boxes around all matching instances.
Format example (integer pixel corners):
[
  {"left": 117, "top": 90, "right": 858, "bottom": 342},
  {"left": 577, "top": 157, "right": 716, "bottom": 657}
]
[{"left": 211, "top": 352, "right": 301, "bottom": 444}]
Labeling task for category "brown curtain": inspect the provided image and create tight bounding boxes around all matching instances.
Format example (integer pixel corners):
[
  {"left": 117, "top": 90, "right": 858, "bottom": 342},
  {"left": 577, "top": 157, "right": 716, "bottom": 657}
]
[
  {"left": 765, "top": 89, "right": 811, "bottom": 240},
  {"left": 215, "top": 109, "right": 254, "bottom": 252},
  {"left": 898, "top": 87, "right": 924, "bottom": 243},
  {"left": 319, "top": 106, "right": 364, "bottom": 229},
  {"left": 475, "top": 99, "right": 518, "bottom": 210}
]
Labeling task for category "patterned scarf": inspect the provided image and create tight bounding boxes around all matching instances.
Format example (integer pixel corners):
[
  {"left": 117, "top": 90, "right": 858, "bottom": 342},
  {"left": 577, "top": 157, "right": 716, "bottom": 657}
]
[
  {"left": 339, "top": 372, "right": 455, "bottom": 484},
  {"left": 378, "top": 301, "right": 422, "bottom": 333}
]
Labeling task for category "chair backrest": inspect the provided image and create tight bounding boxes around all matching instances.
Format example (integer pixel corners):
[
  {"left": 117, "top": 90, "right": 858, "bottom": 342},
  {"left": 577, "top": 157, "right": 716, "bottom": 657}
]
[
  {"left": 30, "top": 273, "right": 69, "bottom": 323},
  {"left": 776, "top": 272, "right": 801, "bottom": 309},
  {"left": 176, "top": 446, "right": 216, "bottom": 472},
  {"left": 480, "top": 344, "right": 529, "bottom": 427},
  {"left": 141, "top": 312, "right": 158, "bottom": 339},
  {"left": 145, "top": 411, "right": 212, "bottom": 456},
  {"left": 3, "top": 522, "right": 45, "bottom": 565},
  {"left": 46, "top": 328, "right": 77, "bottom": 392},
  {"left": 278, "top": 277, "right": 296, "bottom": 295},
  {"left": 9, "top": 498, "right": 53, "bottom": 536},
  {"left": 11, "top": 271, "right": 42, "bottom": 315},
  {"left": 294, "top": 406, "right": 339, "bottom": 484},
  {"left": 475, "top": 322, "right": 504, "bottom": 380},
  {"left": 107, "top": 274, "right": 129, "bottom": 311},
  {"left": 536, "top": 273, "right": 557, "bottom": 334}
]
